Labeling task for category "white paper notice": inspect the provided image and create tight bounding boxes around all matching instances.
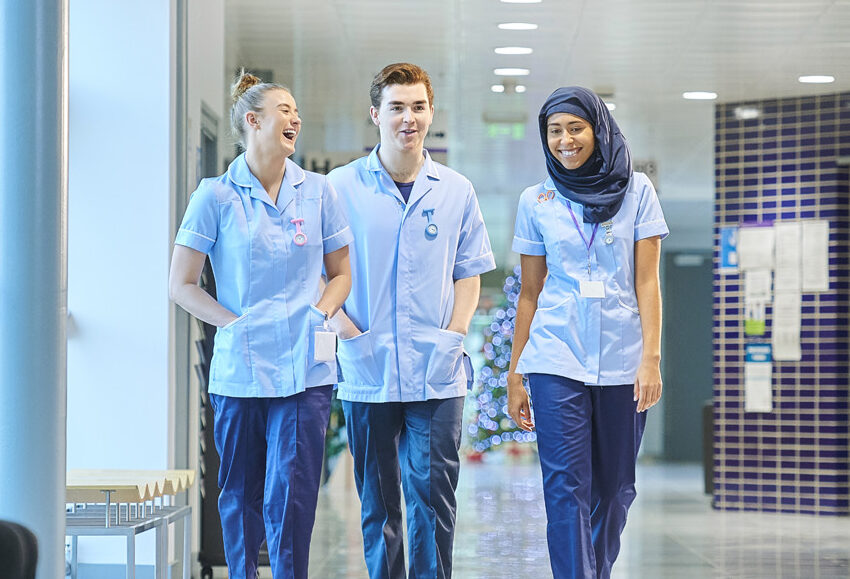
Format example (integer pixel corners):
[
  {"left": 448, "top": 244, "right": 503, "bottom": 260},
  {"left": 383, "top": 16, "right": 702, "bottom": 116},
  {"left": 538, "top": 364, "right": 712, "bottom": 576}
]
[
  {"left": 737, "top": 225, "right": 775, "bottom": 271},
  {"left": 773, "top": 222, "right": 801, "bottom": 292},
  {"left": 744, "top": 343, "right": 773, "bottom": 413},
  {"left": 744, "top": 269, "right": 772, "bottom": 302},
  {"left": 801, "top": 220, "right": 829, "bottom": 292},
  {"left": 772, "top": 292, "right": 802, "bottom": 361},
  {"left": 744, "top": 363, "right": 773, "bottom": 412}
]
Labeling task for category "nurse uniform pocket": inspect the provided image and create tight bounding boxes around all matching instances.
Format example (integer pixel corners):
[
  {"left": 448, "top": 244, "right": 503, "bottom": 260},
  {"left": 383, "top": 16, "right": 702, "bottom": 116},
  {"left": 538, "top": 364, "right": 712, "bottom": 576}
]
[
  {"left": 425, "top": 329, "right": 466, "bottom": 385},
  {"left": 617, "top": 296, "right": 639, "bottom": 315},
  {"left": 212, "top": 311, "right": 252, "bottom": 384},
  {"left": 222, "top": 311, "right": 248, "bottom": 329},
  {"left": 533, "top": 294, "right": 581, "bottom": 350},
  {"left": 337, "top": 330, "right": 381, "bottom": 386}
]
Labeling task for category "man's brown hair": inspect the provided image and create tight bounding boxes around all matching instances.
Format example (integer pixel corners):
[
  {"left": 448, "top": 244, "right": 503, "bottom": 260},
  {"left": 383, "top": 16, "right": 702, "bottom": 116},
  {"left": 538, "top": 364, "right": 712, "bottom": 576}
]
[{"left": 369, "top": 63, "right": 434, "bottom": 108}]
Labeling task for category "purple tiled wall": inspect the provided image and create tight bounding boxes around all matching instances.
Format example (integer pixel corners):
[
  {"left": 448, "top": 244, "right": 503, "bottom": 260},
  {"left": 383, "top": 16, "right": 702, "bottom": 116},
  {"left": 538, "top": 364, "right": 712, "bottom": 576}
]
[{"left": 713, "top": 93, "right": 850, "bottom": 515}]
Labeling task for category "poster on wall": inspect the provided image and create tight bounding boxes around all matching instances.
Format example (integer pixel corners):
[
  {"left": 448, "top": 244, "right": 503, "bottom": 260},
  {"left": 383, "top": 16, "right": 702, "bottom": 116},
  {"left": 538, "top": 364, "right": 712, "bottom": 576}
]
[
  {"left": 744, "top": 268, "right": 771, "bottom": 301},
  {"left": 801, "top": 220, "right": 830, "bottom": 292},
  {"left": 744, "top": 343, "right": 773, "bottom": 413},
  {"left": 743, "top": 268, "right": 771, "bottom": 336},
  {"left": 772, "top": 292, "right": 802, "bottom": 361},
  {"left": 737, "top": 223, "right": 774, "bottom": 271},
  {"left": 719, "top": 226, "right": 738, "bottom": 273},
  {"left": 773, "top": 221, "right": 802, "bottom": 292},
  {"left": 744, "top": 301, "right": 766, "bottom": 336}
]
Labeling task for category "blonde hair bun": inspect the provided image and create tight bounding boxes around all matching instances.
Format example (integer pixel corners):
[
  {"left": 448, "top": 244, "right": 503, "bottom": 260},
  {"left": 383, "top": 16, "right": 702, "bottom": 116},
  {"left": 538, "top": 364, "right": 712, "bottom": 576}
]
[
  {"left": 229, "top": 69, "right": 290, "bottom": 147},
  {"left": 231, "top": 69, "right": 262, "bottom": 102}
]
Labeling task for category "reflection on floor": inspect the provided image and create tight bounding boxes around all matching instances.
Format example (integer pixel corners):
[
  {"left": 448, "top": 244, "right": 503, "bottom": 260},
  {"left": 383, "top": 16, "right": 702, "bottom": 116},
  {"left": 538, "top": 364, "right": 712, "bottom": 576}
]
[{"left": 301, "top": 457, "right": 850, "bottom": 578}]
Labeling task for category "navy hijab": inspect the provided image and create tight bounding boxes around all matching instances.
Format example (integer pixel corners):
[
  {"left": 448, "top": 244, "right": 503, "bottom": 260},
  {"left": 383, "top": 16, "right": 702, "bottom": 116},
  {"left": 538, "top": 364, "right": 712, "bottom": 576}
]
[{"left": 539, "top": 86, "right": 632, "bottom": 223}]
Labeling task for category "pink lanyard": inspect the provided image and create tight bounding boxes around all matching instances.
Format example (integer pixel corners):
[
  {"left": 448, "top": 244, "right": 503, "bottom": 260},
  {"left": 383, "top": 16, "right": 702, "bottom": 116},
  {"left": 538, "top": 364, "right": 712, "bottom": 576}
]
[{"left": 567, "top": 204, "right": 599, "bottom": 278}]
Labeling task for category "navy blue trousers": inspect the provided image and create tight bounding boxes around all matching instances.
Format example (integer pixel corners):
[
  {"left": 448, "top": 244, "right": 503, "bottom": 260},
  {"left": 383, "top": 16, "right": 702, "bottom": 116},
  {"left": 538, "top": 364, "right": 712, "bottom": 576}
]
[
  {"left": 211, "top": 386, "right": 332, "bottom": 579},
  {"left": 528, "top": 374, "right": 646, "bottom": 579},
  {"left": 343, "top": 397, "right": 465, "bottom": 579}
]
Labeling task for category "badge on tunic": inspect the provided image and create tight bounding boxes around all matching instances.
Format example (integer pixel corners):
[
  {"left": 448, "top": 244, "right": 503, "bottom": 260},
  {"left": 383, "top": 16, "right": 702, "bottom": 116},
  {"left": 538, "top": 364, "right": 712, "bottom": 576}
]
[
  {"left": 602, "top": 220, "right": 614, "bottom": 244},
  {"left": 537, "top": 190, "right": 555, "bottom": 203}
]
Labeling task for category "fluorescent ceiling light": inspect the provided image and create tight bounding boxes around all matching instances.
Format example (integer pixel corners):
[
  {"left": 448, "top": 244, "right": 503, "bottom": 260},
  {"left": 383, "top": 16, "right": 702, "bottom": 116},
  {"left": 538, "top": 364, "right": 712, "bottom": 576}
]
[
  {"left": 605, "top": 102, "right": 616, "bottom": 111},
  {"left": 501, "top": 0, "right": 542, "bottom": 3},
  {"left": 515, "top": 85, "right": 527, "bottom": 93},
  {"left": 495, "top": 46, "right": 533, "bottom": 55},
  {"left": 683, "top": 91, "right": 717, "bottom": 100},
  {"left": 798, "top": 75, "right": 834, "bottom": 84},
  {"left": 495, "top": 68, "right": 530, "bottom": 76},
  {"left": 491, "top": 84, "right": 506, "bottom": 93},
  {"left": 498, "top": 22, "right": 538, "bottom": 30}
]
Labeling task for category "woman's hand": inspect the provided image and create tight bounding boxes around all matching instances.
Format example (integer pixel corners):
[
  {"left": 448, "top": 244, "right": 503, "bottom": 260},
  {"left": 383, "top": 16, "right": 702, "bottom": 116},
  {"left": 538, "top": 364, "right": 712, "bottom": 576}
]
[
  {"left": 506, "top": 255, "right": 546, "bottom": 433},
  {"left": 633, "top": 359, "right": 662, "bottom": 413},
  {"left": 507, "top": 372, "right": 535, "bottom": 431}
]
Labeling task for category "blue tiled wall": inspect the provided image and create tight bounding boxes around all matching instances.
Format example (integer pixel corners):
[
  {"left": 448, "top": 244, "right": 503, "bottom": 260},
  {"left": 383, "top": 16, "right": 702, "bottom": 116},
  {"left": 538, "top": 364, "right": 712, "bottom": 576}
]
[{"left": 713, "top": 92, "right": 850, "bottom": 515}]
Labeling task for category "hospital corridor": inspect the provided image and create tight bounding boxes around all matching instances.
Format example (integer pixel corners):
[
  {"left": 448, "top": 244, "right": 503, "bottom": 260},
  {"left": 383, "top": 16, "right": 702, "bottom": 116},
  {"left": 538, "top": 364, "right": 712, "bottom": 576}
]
[{"left": 1, "top": 1, "right": 848, "bottom": 578}]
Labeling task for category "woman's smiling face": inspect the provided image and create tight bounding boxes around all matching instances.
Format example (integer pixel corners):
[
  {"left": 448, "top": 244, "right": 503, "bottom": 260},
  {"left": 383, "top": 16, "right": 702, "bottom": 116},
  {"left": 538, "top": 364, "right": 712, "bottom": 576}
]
[
  {"left": 249, "top": 88, "right": 301, "bottom": 158},
  {"left": 546, "top": 112, "right": 595, "bottom": 170}
]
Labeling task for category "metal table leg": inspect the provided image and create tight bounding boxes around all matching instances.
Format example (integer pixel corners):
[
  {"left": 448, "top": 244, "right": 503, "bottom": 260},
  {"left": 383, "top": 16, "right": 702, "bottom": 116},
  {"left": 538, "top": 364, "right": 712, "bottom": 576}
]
[
  {"left": 183, "top": 510, "right": 191, "bottom": 579},
  {"left": 102, "top": 490, "right": 113, "bottom": 528},
  {"left": 154, "top": 518, "right": 165, "bottom": 579},
  {"left": 71, "top": 535, "right": 78, "bottom": 579},
  {"left": 126, "top": 531, "right": 135, "bottom": 579},
  {"left": 161, "top": 519, "right": 169, "bottom": 579}
]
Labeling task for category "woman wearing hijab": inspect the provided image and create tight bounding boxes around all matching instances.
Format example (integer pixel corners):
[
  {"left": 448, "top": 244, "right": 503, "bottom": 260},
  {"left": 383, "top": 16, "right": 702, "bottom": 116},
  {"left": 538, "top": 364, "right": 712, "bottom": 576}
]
[{"left": 507, "top": 86, "right": 668, "bottom": 578}]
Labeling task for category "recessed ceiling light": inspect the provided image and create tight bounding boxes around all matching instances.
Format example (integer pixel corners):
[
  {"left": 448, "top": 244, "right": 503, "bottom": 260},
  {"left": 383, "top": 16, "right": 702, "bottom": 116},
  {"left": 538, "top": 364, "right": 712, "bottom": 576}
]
[
  {"left": 605, "top": 102, "right": 616, "bottom": 111},
  {"left": 495, "top": 46, "right": 534, "bottom": 55},
  {"left": 491, "top": 84, "right": 506, "bottom": 93},
  {"left": 515, "top": 85, "right": 527, "bottom": 93},
  {"left": 798, "top": 75, "right": 835, "bottom": 84},
  {"left": 501, "top": 0, "right": 542, "bottom": 3},
  {"left": 494, "top": 68, "right": 530, "bottom": 76},
  {"left": 683, "top": 91, "right": 717, "bottom": 100},
  {"left": 498, "top": 22, "right": 539, "bottom": 30}
]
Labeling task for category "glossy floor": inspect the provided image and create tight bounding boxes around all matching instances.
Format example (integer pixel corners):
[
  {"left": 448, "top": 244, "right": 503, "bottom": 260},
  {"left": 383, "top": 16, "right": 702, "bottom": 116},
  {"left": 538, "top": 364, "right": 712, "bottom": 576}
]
[{"left": 290, "top": 458, "right": 849, "bottom": 578}]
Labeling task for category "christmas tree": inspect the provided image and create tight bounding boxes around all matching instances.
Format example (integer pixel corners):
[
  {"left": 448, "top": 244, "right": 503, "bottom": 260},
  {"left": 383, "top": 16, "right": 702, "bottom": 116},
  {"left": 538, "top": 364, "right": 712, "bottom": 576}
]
[{"left": 467, "top": 265, "right": 538, "bottom": 453}]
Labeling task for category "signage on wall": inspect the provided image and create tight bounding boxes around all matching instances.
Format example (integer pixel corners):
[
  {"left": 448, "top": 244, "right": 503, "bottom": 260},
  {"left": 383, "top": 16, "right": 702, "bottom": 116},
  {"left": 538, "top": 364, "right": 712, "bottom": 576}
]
[
  {"left": 633, "top": 159, "right": 658, "bottom": 191},
  {"left": 719, "top": 227, "right": 738, "bottom": 273},
  {"left": 744, "top": 343, "right": 773, "bottom": 413}
]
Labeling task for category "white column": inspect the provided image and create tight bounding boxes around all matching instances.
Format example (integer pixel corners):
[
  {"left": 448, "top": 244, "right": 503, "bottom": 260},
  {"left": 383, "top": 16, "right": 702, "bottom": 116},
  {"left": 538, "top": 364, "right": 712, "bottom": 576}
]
[{"left": 0, "top": 1, "right": 69, "bottom": 578}]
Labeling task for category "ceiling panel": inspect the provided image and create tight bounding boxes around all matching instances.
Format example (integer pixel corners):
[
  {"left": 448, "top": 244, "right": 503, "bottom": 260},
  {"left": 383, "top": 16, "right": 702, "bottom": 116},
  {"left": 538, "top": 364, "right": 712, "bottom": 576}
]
[{"left": 223, "top": 0, "right": 849, "bottom": 212}]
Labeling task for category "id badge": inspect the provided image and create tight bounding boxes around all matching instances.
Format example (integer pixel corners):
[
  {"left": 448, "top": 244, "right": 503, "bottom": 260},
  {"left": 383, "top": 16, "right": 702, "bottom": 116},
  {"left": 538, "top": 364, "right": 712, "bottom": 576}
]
[
  {"left": 580, "top": 280, "right": 605, "bottom": 299},
  {"left": 314, "top": 327, "right": 337, "bottom": 362}
]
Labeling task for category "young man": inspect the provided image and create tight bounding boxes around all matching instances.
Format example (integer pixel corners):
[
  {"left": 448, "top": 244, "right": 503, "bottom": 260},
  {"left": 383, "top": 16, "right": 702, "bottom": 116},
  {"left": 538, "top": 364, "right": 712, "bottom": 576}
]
[{"left": 327, "top": 63, "right": 495, "bottom": 579}]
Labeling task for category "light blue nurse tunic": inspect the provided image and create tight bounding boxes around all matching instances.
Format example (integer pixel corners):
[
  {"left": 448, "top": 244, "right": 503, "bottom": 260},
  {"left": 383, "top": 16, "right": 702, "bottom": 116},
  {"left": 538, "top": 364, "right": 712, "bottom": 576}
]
[
  {"left": 512, "top": 172, "right": 668, "bottom": 385},
  {"left": 175, "top": 153, "right": 353, "bottom": 397},
  {"left": 327, "top": 146, "right": 496, "bottom": 402}
]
